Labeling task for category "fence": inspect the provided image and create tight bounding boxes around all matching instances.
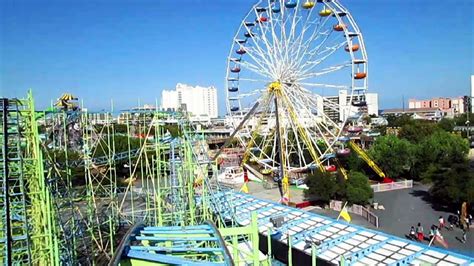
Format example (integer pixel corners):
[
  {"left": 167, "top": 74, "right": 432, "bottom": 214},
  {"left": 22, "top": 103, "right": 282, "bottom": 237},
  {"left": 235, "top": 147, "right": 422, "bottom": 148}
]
[
  {"left": 371, "top": 180, "right": 413, "bottom": 193},
  {"left": 330, "top": 200, "right": 379, "bottom": 228}
]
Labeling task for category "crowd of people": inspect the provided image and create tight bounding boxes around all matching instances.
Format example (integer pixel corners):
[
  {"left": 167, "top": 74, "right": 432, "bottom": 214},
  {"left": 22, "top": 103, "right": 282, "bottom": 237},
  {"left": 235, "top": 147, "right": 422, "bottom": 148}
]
[{"left": 407, "top": 213, "right": 472, "bottom": 247}]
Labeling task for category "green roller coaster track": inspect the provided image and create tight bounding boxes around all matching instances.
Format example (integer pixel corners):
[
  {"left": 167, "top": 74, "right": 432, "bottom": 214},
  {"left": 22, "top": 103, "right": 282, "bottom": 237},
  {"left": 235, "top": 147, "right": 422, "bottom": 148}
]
[{"left": 0, "top": 90, "right": 244, "bottom": 265}]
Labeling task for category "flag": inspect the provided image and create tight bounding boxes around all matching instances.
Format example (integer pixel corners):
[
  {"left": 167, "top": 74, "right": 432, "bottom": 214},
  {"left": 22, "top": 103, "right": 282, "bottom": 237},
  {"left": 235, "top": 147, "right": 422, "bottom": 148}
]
[
  {"left": 280, "top": 190, "right": 290, "bottom": 204},
  {"left": 243, "top": 168, "right": 249, "bottom": 183},
  {"left": 338, "top": 202, "right": 351, "bottom": 223},
  {"left": 435, "top": 235, "right": 448, "bottom": 248},
  {"left": 240, "top": 182, "right": 249, "bottom": 193}
]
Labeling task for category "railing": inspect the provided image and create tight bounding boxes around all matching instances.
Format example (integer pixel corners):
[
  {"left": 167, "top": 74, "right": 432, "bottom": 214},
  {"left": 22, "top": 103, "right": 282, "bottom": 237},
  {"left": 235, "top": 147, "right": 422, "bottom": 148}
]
[
  {"left": 371, "top": 180, "right": 413, "bottom": 192},
  {"left": 330, "top": 200, "right": 379, "bottom": 228}
]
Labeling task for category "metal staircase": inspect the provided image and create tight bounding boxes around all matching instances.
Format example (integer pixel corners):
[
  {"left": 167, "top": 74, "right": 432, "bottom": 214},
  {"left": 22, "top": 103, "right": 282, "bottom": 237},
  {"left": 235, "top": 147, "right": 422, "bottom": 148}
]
[{"left": 0, "top": 98, "right": 31, "bottom": 265}]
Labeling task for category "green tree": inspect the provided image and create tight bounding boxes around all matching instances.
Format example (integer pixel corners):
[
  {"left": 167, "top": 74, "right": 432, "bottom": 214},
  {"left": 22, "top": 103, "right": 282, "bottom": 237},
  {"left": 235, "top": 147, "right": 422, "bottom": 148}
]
[
  {"left": 368, "top": 135, "right": 414, "bottom": 178},
  {"left": 437, "top": 118, "right": 455, "bottom": 132},
  {"left": 304, "top": 170, "right": 337, "bottom": 203},
  {"left": 385, "top": 114, "right": 412, "bottom": 127},
  {"left": 339, "top": 147, "right": 364, "bottom": 172},
  {"left": 399, "top": 121, "right": 439, "bottom": 143},
  {"left": 418, "top": 131, "right": 468, "bottom": 166},
  {"left": 453, "top": 113, "right": 474, "bottom": 126},
  {"left": 429, "top": 162, "right": 474, "bottom": 206},
  {"left": 412, "top": 131, "right": 469, "bottom": 180},
  {"left": 346, "top": 171, "right": 373, "bottom": 205},
  {"left": 115, "top": 124, "right": 129, "bottom": 134}
]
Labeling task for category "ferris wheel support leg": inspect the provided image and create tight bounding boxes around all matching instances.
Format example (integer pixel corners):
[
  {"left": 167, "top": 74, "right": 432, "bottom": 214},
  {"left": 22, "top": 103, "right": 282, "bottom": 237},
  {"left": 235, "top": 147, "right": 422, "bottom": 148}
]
[
  {"left": 212, "top": 101, "right": 260, "bottom": 162},
  {"left": 274, "top": 96, "right": 286, "bottom": 199}
]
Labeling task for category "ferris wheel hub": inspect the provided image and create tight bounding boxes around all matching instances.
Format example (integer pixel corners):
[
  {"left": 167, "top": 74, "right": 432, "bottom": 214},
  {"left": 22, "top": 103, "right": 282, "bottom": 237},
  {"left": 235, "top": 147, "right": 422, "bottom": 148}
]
[{"left": 267, "top": 81, "right": 282, "bottom": 92}]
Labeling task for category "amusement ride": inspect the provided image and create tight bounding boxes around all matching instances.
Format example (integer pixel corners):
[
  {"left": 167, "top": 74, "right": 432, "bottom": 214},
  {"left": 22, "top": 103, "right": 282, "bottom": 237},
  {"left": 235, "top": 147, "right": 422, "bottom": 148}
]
[{"left": 225, "top": 0, "right": 368, "bottom": 201}]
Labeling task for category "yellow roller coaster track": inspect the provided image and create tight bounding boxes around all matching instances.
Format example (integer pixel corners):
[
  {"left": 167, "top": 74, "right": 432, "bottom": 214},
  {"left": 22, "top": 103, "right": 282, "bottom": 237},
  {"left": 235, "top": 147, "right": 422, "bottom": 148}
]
[{"left": 348, "top": 140, "right": 386, "bottom": 178}]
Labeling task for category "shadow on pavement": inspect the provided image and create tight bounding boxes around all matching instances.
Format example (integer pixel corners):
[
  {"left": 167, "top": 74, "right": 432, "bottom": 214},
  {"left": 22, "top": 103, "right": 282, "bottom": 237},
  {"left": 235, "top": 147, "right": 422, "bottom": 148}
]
[{"left": 409, "top": 189, "right": 453, "bottom": 213}]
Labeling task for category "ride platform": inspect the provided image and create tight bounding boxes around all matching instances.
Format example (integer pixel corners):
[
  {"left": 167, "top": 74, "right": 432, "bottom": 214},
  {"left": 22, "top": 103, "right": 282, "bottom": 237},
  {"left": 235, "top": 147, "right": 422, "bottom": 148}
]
[{"left": 219, "top": 192, "right": 474, "bottom": 266}]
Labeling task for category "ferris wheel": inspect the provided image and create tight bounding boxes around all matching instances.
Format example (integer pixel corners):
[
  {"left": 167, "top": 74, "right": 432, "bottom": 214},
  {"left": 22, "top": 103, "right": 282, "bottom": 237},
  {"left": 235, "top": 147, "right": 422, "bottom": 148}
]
[{"left": 225, "top": 0, "right": 368, "bottom": 197}]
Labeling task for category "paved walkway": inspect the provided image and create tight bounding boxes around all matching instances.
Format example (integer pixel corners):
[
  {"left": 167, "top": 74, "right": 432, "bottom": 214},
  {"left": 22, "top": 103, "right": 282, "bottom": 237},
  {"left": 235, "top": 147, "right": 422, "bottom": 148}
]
[
  {"left": 246, "top": 180, "right": 306, "bottom": 202},
  {"left": 372, "top": 184, "right": 473, "bottom": 255}
]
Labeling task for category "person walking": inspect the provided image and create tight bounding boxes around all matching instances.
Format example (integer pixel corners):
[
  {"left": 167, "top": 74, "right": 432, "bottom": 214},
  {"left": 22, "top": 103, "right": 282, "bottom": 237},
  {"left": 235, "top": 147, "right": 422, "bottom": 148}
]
[
  {"left": 434, "top": 226, "right": 448, "bottom": 248},
  {"left": 447, "top": 214, "right": 457, "bottom": 230},
  {"left": 438, "top": 216, "right": 445, "bottom": 230},
  {"left": 409, "top": 226, "right": 416, "bottom": 240},
  {"left": 429, "top": 225, "right": 436, "bottom": 242},
  {"left": 461, "top": 227, "right": 467, "bottom": 243},
  {"left": 416, "top": 223, "right": 424, "bottom": 241}
]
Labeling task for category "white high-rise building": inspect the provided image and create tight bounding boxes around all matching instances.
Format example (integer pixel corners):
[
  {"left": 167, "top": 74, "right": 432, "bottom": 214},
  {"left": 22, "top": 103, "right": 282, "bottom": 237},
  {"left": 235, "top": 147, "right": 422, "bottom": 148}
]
[
  {"left": 161, "top": 90, "right": 179, "bottom": 111},
  {"left": 323, "top": 90, "right": 379, "bottom": 122},
  {"left": 161, "top": 83, "right": 218, "bottom": 119}
]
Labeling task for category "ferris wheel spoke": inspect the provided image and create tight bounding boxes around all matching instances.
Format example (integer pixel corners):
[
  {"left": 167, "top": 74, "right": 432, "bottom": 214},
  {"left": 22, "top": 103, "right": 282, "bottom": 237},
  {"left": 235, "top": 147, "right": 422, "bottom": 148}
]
[
  {"left": 299, "top": 61, "right": 351, "bottom": 79},
  {"left": 242, "top": 92, "right": 273, "bottom": 161},
  {"left": 239, "top": 89, "right": 266, "bottom": 98},
  {"left": 283, "top": 105, "right": 312, "bottom": 167},
  {"left": 285, "top": 10, "right": 302, "bottom": 63},
  {"left": 253, "top": 8, "right": 279, "bottom": 69},
  {"left": 294, "top": 87, "right": 342, "bottom": 128},
  {"left": 291, "top": 16, "right": 332, "bottom": 69},
  {"left": 299, "top": 38, "right": 347, "bottom": 69},
  {"left": 266, "top": 3, "right": 285, "bottom": 66},
  {"left": 286, "top": 88, "right": 337, "bottom": 154},
  {"left": 240, "top": 59, "right": 273, "bottom": 79},
  {"left": 288, "top": 8, "right": 325, "bottom": 67},
  {"left": 298, "top": 82, "right": 348, "bottom": 90},
  {"left": 298, "top": 38, "right": 346, "bottom": 76},
  {"left": 243, "top": 23, "right": 277, "bottom": 76},
  {"left": 280, "top": 87, "right": 325, "bottom": 161},
  {"left": 239, "top": 77, "right": 270, "bottom": 83},
  {"left": 242, "top": 45, "right": 275, "bottom": 77},
  {"left": 291, "top": 14, "right": 319, "bottom": 66}
]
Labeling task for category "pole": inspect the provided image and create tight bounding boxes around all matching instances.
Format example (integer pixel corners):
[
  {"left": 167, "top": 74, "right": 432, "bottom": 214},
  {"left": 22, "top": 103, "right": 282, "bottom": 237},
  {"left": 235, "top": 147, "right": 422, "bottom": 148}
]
[
  {"left": 274, "top": 96, "right": 285, "bottom": 198},
  {"left": 2, "top": 98, "right": 12, "bottom": 265},
  {"left": 336, "top": 201, "right": 348, "bottom": 221}
]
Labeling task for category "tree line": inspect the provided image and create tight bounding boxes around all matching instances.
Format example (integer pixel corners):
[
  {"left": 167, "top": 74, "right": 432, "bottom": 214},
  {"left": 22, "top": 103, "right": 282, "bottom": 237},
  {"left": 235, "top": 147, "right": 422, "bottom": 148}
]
[{"left": 305, "top": 114, "right": 473, "bottom": 207}]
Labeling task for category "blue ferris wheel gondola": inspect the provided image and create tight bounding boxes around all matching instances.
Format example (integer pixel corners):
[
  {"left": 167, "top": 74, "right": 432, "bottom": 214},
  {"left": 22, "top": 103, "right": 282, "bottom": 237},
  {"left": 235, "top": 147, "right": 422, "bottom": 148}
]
[{"left": 285, "top": 0, "right": 298, "bottom": 8}]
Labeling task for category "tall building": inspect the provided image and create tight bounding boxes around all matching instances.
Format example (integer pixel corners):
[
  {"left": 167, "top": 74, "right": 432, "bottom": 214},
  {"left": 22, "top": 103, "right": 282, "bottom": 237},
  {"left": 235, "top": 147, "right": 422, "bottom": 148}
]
[
  {"left": 161, "top": 90, "right": 179, "bottom": 111},
  {"left": 408, "top": 96, "right": 466, "bottom": 117},
  {"left": 161, "top": 83, "right": 218, "bottom": 119},
  {"left": 323, "top": 90, "right": 379, "bottom": 122}
]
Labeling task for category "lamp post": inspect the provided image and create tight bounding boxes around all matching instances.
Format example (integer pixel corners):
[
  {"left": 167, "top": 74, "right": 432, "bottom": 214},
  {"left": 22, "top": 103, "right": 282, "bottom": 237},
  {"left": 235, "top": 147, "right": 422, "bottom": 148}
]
[{"left": 466, "top": 120, "right": 470, "bottom": 139}]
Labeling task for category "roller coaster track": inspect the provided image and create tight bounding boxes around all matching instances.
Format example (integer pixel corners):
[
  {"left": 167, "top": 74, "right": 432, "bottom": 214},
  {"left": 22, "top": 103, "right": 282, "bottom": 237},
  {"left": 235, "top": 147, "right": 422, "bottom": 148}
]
[{"left": 348, "top": 140, "right": 386, "bottom": 178}]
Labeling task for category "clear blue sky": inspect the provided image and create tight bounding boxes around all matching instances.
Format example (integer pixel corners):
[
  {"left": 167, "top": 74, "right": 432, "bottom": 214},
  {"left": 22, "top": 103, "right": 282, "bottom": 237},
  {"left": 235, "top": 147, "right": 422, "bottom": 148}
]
[{"left": 1, "top": 0, "right": 473, "bottom": 114}]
